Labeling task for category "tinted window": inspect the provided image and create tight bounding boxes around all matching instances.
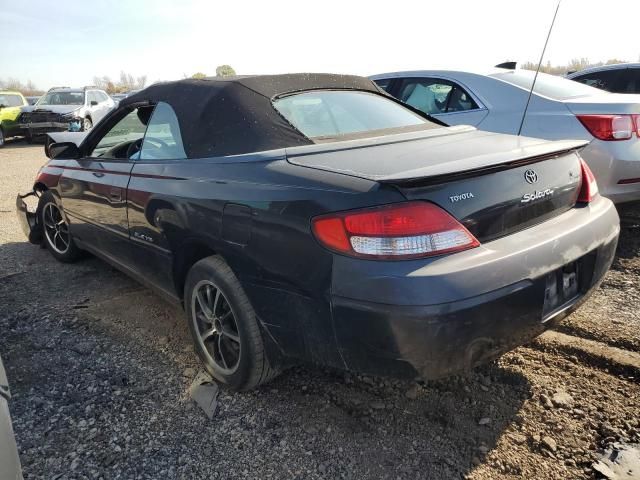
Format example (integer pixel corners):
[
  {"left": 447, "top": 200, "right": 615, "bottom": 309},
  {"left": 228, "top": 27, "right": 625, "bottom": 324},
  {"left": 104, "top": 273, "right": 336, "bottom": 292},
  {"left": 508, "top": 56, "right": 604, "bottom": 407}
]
[
  {"left": 618, "top": 68, "right": 640, "bottom": 94},
  {"left": 397, "top": 79, "right": 478, "bottom": 115},
  {"left": 373, "top": 79, "right": 392, "bottom": 92},
  {"left": 140, "top": 102, "right": 187, "bottom": 160},
  {"left": 91, "top": 107, "right": 150, "bottom": 158},
  {"left": 38, "top": 91, "right": 85, "bottom": 106},
  {"left": 273, "top": 91, "right": 428, "bottom": 140},
  {"left": 492, "top": 70, "right": 604, "bottom": 100},
  {"left": 0, "top": 94, "right": 24, "bottom": 107},
  {"left": 572, "top": 69, "right": 622, "bottom": 92}
]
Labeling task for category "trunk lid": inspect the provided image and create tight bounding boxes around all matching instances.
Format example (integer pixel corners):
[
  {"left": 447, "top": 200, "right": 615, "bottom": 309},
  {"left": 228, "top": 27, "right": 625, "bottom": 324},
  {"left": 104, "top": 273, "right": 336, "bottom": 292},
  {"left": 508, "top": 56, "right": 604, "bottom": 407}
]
[
  {"left": 287, "top": 127, "right": 587, "bottom": 242},
  {"left": 563, "top": 93, "right": 640, "bottom": 115}
]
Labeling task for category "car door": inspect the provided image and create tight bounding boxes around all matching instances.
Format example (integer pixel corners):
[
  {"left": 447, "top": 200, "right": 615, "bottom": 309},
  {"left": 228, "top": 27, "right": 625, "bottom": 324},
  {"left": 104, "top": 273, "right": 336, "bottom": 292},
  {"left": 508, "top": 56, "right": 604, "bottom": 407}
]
[
  {"left": 124, "top": 101, "right": 189, "bottom": 297},
  {"left": 59, "top": 105, "right": 153, "bottom": 262},
  {"left": 391, "top": 77, "right": 488, "bottom": 127},
  {"left": 95, "top": 91, "right": 113, "bottom": 123}
]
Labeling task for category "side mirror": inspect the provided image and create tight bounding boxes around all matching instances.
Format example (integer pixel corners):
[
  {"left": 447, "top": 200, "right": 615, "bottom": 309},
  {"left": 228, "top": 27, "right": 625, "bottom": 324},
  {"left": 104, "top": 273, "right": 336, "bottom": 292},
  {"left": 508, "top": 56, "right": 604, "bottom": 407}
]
[
  {"left": 90, "top": 100, "right": 98, "bottom": 106},
  {"left": 47, "top": 142, "right": 81, "bottom": 160}
]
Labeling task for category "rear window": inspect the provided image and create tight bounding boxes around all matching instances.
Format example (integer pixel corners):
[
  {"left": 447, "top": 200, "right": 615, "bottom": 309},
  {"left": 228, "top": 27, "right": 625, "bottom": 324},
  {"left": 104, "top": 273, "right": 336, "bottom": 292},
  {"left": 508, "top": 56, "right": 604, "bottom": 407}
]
[
  {"left": 273, "top": 90, "right": 430, "bottom": 140},
  {"left": 491, "top": 70, "right": 605, "bottom": 100}
]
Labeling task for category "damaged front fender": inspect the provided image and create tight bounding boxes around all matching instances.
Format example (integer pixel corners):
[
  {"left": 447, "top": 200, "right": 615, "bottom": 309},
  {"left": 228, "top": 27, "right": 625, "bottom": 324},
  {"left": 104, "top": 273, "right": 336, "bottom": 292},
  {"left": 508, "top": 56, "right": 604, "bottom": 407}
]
[{"left": 16, "top": 191, "right": 42, "bottom": 244}]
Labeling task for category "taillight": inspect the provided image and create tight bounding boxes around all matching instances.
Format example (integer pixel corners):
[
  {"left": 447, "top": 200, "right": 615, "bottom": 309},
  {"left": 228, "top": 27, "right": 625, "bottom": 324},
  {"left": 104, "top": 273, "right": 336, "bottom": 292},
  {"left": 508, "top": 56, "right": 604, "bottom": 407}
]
[
  {"left": 634, "top": 114, "right": 640, "bottom": 136},
  {"left": 576, "top": 114, "right": 634, "bottom": 141},
  {"left": 577, "top": 158, "right": 599, "bottom": 203},
  {"left": 311, "top": 202, "right": 480, "bottom": 260}
]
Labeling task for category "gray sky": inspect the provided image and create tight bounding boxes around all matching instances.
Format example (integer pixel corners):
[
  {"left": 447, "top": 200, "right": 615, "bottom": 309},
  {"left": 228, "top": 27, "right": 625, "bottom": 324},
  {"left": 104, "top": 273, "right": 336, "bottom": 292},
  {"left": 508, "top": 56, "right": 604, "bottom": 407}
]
[{"left": 1, "top": 0, "right": 639, "bottom": 89}]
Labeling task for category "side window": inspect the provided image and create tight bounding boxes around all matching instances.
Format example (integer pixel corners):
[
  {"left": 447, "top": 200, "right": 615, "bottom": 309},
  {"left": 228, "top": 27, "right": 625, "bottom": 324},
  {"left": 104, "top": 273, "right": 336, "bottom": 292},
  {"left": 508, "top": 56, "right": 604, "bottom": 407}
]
[
  {"left": 572, "top": 70, "right": 621, "bottom": 92},
  {"left": 98, "top": 91, "right": 110, "bottom": 102},
  {"left": 397, "top": 78, "right": 478, "bottom": 115},
  {"left": 90, "top": 107, "right": 151, "bottom": 159},
  {"left": 139, "top": 102, "right": 187, "bottom": 160},
  {"left": 373, "top": 79, "right": 392, "bottom": 92},
  {"left": 618, "top": 69, "right": 639, "bottom": 94},
  {"left": 87, "top": 92, "right": 96, "bottom": 105}
]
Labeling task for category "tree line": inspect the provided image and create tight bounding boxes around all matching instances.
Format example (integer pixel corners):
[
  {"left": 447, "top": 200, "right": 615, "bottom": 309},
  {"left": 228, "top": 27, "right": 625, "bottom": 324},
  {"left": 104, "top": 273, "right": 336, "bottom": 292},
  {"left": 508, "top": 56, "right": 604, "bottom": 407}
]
[
  {"left": 1, "top": 65, "right": 236, "bottom": 97},
  {"left": 521, "top": 57, "right": 634, "bottom": 75}
]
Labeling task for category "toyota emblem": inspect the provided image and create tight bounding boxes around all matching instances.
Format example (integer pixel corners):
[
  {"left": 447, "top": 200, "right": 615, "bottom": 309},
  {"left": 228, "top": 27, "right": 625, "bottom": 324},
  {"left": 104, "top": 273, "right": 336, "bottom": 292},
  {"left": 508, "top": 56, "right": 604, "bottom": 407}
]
[{"left": 524, "top": 169, "right": 538, "bottom": 184}]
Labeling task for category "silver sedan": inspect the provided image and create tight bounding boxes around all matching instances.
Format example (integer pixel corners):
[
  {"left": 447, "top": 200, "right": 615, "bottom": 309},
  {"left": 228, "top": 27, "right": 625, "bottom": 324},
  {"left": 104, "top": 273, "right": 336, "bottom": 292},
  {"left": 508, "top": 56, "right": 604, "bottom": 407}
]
[{"left": 371, "top": 68, "right": 640, "bottom": 204}]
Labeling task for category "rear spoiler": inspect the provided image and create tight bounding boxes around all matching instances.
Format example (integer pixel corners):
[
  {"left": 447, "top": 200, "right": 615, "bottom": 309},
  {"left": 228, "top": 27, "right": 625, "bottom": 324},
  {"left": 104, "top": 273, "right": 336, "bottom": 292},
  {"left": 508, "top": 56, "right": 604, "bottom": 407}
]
[{"left": 380, "top": 142, "right": 588, "bottom": 187}]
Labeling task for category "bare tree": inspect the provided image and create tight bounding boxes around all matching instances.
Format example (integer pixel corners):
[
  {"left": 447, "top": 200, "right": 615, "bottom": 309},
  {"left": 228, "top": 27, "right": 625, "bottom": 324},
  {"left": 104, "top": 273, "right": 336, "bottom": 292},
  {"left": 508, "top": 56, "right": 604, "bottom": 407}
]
[
  {"left": 136, "top": 75, "right": 147, "bottom": 89},
  {"left": 0, "top": 78, "right": 44, "bottom": 95}
]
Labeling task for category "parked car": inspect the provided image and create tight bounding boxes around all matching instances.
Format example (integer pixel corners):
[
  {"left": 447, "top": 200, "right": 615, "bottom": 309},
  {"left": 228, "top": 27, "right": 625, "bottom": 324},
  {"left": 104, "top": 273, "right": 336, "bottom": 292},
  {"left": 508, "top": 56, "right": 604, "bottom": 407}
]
[
  {"left": 25, "top": 96, "right": 41, "bottom": 106},
  {"left": 0, "top": 91, "right": 28, "bottom": 147},
  {"left": 0, "top": 355, "right": 23, "bottom": 480},
  {"left": 19, "top": 86, "right": 115, "bottom": 141},
  {"left": 111, "top": 90, "right": 142, "bottom": 107},
  {"left": 371, "top": 68, "right": 640, "bottom": 204},
  {"left": 567, "top": 63, "right": 640, "bottom": 94},
  {"left": 17, "top": 74, "right": 619, "bottom": 391}
]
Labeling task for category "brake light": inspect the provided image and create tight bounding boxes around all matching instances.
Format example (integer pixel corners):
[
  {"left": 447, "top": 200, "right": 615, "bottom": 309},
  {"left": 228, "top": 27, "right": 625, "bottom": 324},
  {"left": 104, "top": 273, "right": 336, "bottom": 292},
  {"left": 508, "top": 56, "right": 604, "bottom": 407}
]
[
  {"left": 312, "top": 202, "right": 480, "bottom": 259},
  {"left": 634, "top": 115, "right": 640, "bottom": 136},
  {"left": 576, "top": 114, "right": 634, "bottom": 141},
  {"left": 577, "top": 158, "right": 598, "bottom": 203}
]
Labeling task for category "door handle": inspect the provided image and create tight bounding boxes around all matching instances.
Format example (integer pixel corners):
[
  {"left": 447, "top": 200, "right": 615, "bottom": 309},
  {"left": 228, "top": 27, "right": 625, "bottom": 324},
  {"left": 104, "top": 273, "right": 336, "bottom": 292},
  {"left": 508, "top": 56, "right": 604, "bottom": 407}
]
[{"left": 109, "top": 188, "right": 122, "bottom": 202}]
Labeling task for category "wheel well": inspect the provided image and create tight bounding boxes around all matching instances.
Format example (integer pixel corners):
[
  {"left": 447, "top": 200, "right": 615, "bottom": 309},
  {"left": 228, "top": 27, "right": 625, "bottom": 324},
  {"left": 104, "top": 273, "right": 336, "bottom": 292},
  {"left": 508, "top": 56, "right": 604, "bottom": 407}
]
[
  {"left": 34, "top": 182, "right": 48, "bottom": 193},
  {"left": 173, "top": 241, "right": 216, "bottom": 302}
]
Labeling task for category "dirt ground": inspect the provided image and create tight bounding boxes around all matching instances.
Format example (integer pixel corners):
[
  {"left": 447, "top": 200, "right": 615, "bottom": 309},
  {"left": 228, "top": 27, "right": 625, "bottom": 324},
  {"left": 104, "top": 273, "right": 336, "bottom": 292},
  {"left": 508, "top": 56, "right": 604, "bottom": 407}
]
[{"left": 0, "top": 142, "right": 638, "bottom": 480}]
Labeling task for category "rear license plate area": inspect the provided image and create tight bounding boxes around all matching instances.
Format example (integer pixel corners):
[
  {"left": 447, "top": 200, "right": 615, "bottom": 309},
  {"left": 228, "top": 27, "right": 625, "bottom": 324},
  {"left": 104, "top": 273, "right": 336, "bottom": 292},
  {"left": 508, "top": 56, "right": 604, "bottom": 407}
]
[{"left": 542, "top": 261, "right": 580, "bottom": 319}]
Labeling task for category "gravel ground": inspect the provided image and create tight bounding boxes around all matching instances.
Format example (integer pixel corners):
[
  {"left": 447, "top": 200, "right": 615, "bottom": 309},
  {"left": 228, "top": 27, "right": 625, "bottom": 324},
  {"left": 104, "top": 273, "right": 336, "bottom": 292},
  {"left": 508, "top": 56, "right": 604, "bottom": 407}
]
[{"left": 0, "top": 143, "right": 639, "bottom": 480}]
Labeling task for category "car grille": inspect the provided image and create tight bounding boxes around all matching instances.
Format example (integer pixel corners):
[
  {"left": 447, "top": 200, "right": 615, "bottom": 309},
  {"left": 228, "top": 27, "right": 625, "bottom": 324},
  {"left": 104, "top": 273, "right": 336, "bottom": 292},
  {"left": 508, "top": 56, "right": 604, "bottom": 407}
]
[{"left": 29, "top": 111, "right": 62, "bottom": 123}]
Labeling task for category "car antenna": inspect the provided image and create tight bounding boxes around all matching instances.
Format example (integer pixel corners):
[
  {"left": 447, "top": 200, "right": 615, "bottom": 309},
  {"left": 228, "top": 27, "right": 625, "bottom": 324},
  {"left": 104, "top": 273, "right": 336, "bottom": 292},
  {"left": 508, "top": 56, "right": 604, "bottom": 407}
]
[{"left": 517, "top": 0, "right": 562, "bottom": 136}]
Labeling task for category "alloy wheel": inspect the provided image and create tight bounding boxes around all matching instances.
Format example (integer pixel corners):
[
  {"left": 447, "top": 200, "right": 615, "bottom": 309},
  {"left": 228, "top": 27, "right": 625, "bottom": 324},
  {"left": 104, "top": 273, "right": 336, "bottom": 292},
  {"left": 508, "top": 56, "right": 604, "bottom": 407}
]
[
  {"left": 191, "top": 280, "right": 241, "bottom": 374},
  {"left": 42, "top": 202, "right": 70, "bottom": 254},
  {"left": 83, "top": 118, "right": 92, "bottom": 131}
]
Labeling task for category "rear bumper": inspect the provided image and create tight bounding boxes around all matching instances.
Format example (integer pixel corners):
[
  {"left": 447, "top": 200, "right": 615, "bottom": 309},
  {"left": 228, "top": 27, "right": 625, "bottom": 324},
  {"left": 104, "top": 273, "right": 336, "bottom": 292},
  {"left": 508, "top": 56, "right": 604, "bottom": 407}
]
[
  {"left": 330, "top": 196, "right": 620, "bottom": 379},
  {"left": 16, "top": 192, "right": 42, "bottom": 244},
  {"left": 582, "top": 140, "right": 640, "bottom": 204}
]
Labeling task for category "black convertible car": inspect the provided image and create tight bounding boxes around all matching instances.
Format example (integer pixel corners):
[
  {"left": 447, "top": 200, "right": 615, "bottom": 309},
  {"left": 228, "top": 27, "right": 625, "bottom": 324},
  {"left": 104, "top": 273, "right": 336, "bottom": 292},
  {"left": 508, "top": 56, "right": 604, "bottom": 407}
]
[{"left": 17, "top": 74, "right": 619, "bottom": 390}]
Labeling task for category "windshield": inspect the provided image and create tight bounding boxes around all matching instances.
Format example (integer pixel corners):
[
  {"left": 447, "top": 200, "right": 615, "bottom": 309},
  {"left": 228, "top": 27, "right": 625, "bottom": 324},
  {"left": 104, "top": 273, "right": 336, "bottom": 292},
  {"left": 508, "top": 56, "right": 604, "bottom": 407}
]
[
  {"left": 491, "top": 70, "right": 606, "bottom": 100},
  {"left": 273, "top": 90, "right": 430, "bottom": 140},
  {"left": 0, "top": 94, "right": 23, "bottom": 107},
  {"left": 37, "top": 91, "right": 85, "bottom": 106}
]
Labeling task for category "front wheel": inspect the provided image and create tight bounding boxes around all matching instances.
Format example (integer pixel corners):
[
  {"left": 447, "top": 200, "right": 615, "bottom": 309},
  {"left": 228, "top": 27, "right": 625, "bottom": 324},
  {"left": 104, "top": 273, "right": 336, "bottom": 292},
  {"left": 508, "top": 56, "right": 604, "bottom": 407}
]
[
  {"left": 83, "top": 117, "right": 93, "bottom": 131},
  {"left": 0, "top": 127, "right": 5, "bottom": 147},
  {"left": 39, "top": 191, "right": 81, "bottom": 262},
  {"left": 184, "top": 256, "right": 279, "bottom": 391}
]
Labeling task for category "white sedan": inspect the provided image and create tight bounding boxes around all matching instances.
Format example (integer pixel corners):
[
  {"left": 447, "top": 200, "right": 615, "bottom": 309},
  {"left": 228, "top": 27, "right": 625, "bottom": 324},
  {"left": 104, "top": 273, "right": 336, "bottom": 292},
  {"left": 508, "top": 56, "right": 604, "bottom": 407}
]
[{"left": 371, "top": 68, "right": 640, "bottom": 204}]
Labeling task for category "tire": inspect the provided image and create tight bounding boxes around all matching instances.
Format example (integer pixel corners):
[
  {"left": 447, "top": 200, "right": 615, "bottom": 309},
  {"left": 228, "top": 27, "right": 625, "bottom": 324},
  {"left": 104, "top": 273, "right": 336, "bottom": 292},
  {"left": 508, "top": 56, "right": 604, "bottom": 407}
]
[
  {"left": 38, "top": 190, "right": 81, "bottom": 262},
  {"left": 0, "top": 127, "right": 5, "bottom": 147},
  {"left": 83, "top": 117, "right": 93, "bottom": 131},
  {"left": 185, "top": 256, "right": 279, "bottom": 391}
]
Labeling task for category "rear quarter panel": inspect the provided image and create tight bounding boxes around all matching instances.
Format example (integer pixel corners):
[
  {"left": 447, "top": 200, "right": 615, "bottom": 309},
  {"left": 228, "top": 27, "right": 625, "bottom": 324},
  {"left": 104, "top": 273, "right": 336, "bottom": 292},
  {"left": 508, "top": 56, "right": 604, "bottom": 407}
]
[{"left": 127, "top": 151, "right": 405, "bottom": 365}]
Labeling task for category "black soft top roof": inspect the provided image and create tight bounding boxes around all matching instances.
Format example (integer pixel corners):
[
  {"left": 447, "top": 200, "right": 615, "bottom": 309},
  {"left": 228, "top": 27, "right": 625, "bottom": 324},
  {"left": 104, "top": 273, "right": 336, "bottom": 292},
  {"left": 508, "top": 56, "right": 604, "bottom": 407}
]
[{"left": 121, "top": 73, "right": 385, "bottom": 158}]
